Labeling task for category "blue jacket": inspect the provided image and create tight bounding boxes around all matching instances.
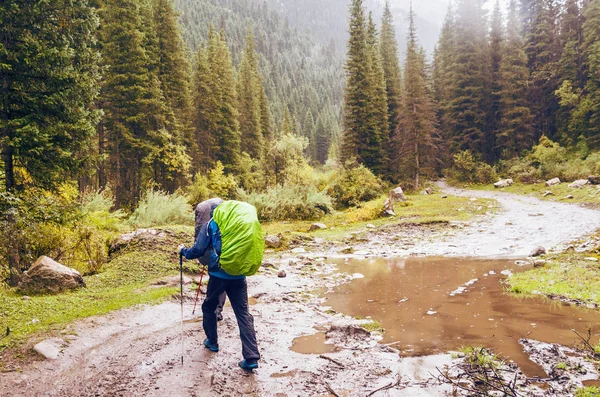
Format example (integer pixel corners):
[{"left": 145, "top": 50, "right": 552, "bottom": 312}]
[{"left": 181, "top": 220, "right": 244, "bottom": 280}]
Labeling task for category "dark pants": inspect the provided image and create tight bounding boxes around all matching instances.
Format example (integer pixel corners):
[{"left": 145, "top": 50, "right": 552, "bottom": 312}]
[
  {"left": 202, "top": 276, "right": 260, "bottom": 361},
  {"left": 216, "top": 292, "right": 226, "bottom": 317}
]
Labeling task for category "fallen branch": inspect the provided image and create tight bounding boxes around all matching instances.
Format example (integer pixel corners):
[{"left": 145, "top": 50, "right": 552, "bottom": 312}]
[
  {"left": 325, "top": 382, "right": 340, "bottom": 397},
  {"left": 318, "top": 354, "right": 345, "bottom": 368},
  {"left": 366, "top": 376, "right": 401, "bottom": 396},
  {"left": 571, "top": 328, "right": 600, "bottom": 359}
]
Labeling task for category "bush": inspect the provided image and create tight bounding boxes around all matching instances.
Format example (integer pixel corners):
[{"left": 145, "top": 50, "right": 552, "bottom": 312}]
[
  {"left": 328, "top": 165, "right": 385, "bottom": 209},
  {"left": 238, "top": 184, "right": 333, "bottom": 221},
  {"left": 187, "top": 162, "right": 238, "bottom": 206},
  {"left": 128, "top": 190, "right": 192, "bottom": 228},
  {"left": 450, "top": 151, "right": 498, "bottom": 184}
]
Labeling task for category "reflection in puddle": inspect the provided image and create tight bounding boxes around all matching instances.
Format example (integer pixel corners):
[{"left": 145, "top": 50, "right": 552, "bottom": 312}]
[{"left": 301, "top": 257, "right": 600, "bottom": 377}]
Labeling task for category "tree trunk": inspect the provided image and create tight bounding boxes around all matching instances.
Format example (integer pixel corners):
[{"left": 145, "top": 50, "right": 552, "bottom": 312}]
[{"left": 3, "top": 146, "right": 20, "bottom": 285}]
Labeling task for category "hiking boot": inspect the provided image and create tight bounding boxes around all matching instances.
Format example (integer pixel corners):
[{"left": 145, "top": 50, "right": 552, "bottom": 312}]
[
  {"left": 204, "top": 339, "right": 219, "bottom": 352},
  {"left": 238, "top": 359, "right": 259, "bottom": 371}
]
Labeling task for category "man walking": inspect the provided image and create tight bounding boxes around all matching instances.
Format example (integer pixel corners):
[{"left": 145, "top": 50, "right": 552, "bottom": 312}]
[{"left": 179, "top": 200, "right": 261, "bottom": 371}]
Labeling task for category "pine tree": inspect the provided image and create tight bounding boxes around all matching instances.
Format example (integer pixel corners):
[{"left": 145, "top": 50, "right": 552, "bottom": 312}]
[
  {"left": 524, "top": 0, "right": 561, "bottom": 141},
  {"left": 364, "top": 13, "right": 388, "bottom": 175},
  {"left": 397, "top": 7, "right": 438, "bottom": 190},
  {"left": 572, "top": 0, "right": 600, "bottom": 147},
  {"left": 488, "top": 0, "right": 504, "bottom": 161},
  {"left": 237, "top": 30, "right": 266, "bottom": 161},
  {"left": 446, "top": 0, "right": 491, "bottom": 157},
  {"left": 380, "top": 1, "right": 403, "bottom": 176},
  {"left": 556, "top": 0, "right": 585, "bottom": 144},
  {"left": 433, "top": 5, "right": 457, "bottom": 166},
  {"left": 340, "top": 0, "right": 370, "bottom": 166},
  {"left": 192, "top": 46, "right": 215, "bottom": 172},
  {"left": 207, "top": 29, "right": 241, "bottom": 172},
  {"left": 497, "top": 0, "right": 534, "bottom": 157},
  {"left": 0, "top": 0, "right": 101, "bottom": 284}
]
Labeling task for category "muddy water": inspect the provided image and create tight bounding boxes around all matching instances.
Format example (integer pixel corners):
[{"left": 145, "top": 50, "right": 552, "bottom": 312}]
[{"left": 294, "top": 257, "right": 600, "bottom": 377}]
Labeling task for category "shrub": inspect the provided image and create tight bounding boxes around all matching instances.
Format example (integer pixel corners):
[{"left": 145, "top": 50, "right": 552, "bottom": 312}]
[
  {"left": 450, "top": 150, "right": 498, "bottom": 184},
  {"left": 128, "top": 190, "right": 192, "bottom": 228},
  {"left": 328, "top": 165, "right": 385, "bottom": 209},
  {"left": 186, "top": 161, "right": 238, "bottom": 206},
  {"left": 238, "top": 184, "right": 333, "bottom": 221}
]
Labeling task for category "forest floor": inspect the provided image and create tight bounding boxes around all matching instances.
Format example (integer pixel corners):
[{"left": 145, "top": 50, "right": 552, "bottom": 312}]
[{"left": 1, "top": 185, "right": 600, "bottom": 396}]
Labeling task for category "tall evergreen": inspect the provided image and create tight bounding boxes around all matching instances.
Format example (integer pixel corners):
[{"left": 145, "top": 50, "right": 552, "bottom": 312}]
[
  {"left": 397, "top": 8, "right": 438, "bottom": 190},
  {"left": 572, "top": 0, "right": 600, "bottom": 147},
  {"left": 497, "top": 0, "right": 534, "bottom": 157},
  {"left": 488, "top": 1, "right": 504, "bottom": 161},
  {"left": 0, "top": 0, "right": 101, "bottom": 193},
  {"left": 446, "top": 0, "right": 491, "bottom": 157},
  {"left": 556, "top": 0, "right": 585, "bottom": 144},
  {"left": 364, "top": 13, "right": 388, "bottom": 175},
  {"left": 340, "top": 0, "right": 370, "bottom": 166},
  {"left": 192, "top": 46, "right": 214, "bottom": 172},
  {"left": 380, "top": 1, "right": 403, "bottom": 176},
  {"left": 523, "top": 0, "right": 561, "bottom": 141},
  {"left": 237, "top": 31, "right": 266, "bottom": 161}
]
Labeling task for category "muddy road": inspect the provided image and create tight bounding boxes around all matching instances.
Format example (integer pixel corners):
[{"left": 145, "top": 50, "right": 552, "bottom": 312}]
[{"left": 2, "top": 186, "right": 600, "bottom": 396}]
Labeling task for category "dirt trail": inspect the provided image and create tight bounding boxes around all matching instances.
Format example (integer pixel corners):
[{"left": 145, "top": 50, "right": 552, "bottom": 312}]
[{"left": 1, "top": 186, "right": 599, "bottom": 396}]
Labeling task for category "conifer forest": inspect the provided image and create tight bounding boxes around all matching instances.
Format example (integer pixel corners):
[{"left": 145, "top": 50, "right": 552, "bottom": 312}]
[{"left": 2, "top": 1, "right": 600, "bottom": 395}]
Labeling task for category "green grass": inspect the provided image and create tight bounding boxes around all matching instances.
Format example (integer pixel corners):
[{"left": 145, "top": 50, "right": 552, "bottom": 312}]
[
  {"left": 508, "top": 251, "right": 600, "bottom": 304},
  {"left": 458, "top": 346, "right": 503, "bottom": 370},
  {"left": 576, "top": 386, "right": 600, "bottom": 397},
  {"left": 469, "top": 181, "right": 600, "bottom": 207},
  {"left": 263, "top": 192, "right": 498, "bottom": 242},
  {"left": 0, "top": 228, "right": 192, "bottom": 352}
]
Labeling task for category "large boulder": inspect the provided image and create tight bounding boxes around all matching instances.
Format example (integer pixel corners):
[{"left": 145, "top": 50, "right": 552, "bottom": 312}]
[
  {"left": 568, "top": 179, "right": 589, "bottom": 189},
  {"left": 18, "top": 256, "right": 86, "bottom": 295},
  {"left": 264, "top": 235, "right": 281, "bottom": 249},
  {"left": 308, "top": 223, "right": 327, "bottom": 232},
  {"left": 588, "top": 175, "right": 600, "bottom": 185},
  {"left": 493, "top": 179, "right": 513, "bottom": 188},
  {"left": 382, "top": 187, "right": 407, "bottom": 216},
  {"left": 529, "top": 246, "right": 547, "bottom": 257},
  {"left": 546, "top": 177, "right": 561, "bottom": 187}
]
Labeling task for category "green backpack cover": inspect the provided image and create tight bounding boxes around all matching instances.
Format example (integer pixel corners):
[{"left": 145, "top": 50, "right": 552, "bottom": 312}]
[{"left": 213, "top": 200, "right": 264, "bottom": 276}]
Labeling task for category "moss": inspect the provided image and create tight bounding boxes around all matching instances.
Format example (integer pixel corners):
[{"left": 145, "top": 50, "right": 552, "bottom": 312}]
[
  {"left": 575, "top": 387, "right": 600, "bottom": 397},
  {"left": 361, "top": 319, "right": 383, "bottom": 333}
]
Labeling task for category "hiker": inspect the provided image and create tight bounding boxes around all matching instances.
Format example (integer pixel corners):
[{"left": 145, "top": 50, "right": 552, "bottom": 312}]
[
  {"left": 178, "top": 201, "right": 261, "bottom": 371},
  {"left": 194, "top": 198, "right": 226, "bottom": 321}
]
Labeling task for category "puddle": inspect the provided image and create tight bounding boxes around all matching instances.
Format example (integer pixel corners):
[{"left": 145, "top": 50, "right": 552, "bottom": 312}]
[
  {"left": 296, "top": 257, "right": 600, "bottom": 377},
  {"left": 292, "top": 332, "right": 337, "bottom": 354}
]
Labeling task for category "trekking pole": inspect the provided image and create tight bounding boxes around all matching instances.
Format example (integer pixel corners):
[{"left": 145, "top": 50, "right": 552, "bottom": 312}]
[
  {"left": 192, "top": 266, "right": 207, "bottom": 315},
  {"left": 179, "top": 253, "right": 184, "bottom": 365}
]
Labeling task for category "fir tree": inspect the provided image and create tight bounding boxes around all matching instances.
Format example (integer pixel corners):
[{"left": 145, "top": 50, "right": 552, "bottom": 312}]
[
  {"left": 192, "top": 46, "right": 215, "bottom": 172},
  {"left": 447, "top": 0, "right": 491, "bottom": 157},
  {"left": 397, "top": 7, "right": 438, "bottom": 190},
  {"left": 488, "top": 0, "right": 504, "bottom": 161},
  {"left": 237, "top": 30, "right": 266, "bottom": 161},
  {"left": 380, "top": 1, "right": 403, "bottom": 176},
  {"left": 497, "top": 0, "right": 534, "bottom": 157}
]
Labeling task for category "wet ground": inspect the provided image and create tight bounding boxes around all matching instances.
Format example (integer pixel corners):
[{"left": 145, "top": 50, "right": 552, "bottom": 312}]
[
  {"left": 292, "top": 257, "right": 600, "bottom": 378},
  {"left": 2, "top": 185, "right": 600, "bottom": 396}
]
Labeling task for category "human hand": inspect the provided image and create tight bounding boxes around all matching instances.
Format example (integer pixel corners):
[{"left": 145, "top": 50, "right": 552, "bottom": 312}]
[{"left": 177, "top": 244, "right": 185, "bottom": 255}]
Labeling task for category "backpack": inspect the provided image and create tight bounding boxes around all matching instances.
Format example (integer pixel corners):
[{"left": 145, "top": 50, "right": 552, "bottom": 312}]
[{"left": 213, "top": 200, "right": 264, "bottom": 276}]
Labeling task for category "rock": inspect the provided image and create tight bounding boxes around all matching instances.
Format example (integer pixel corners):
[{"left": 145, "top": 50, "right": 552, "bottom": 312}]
[
  {"left": 542, "top": 191, "right": 553, "bottom": 197},
  {"left": 21, "top": 296, "right": 30, "bottom": 301},
  {"left": 493, "top": 179, "right": 513, "bottom": 188},
  {"left": 441, "top": 195, "right": 448, "bottom": 199},
  {"left": 18, "top": 256, "right": 85, "bottom": 295},
  {"left": 529, "top": 246, "right": 547, "bottom": 257},
  {"left": 264, "top": 235, "right": 281, "bottom": 249},
  {"left": 533, "top": 260, "right": 547, "bottom": 268},
  {"left": 514, "top": 260, "right": 529, "bottom": 266},
  {"left": 546, "top": 177, "right": 561, "bottom": 186},
  {"left": 584, "top": 257, "right": 599, "bottom": 262},
  {"left": 421, "top": 187, "right": 433, "bottom": 195},
  {"left": 568, "top": 179, "right": 589, "bottom": 188},
  {"left": 366, "top": 224, "right": 376, "bottom": 229},
  {"left": 277, "top": 270, "right": 287, "bottom": 278},
  {"left": 565, "top": 195, "right": 574, "bottom": 199},
  {"left": 33, "top": 338, "right": 65, "bottom": 360},
  {"left": 588, "top": 175, "right": 600, "bottom": 185},
  {"left": 291, "top": 247, "right": 306, "bottom": 254},
  {"left": 308, "top": 223, "right": 327, "bottom": 232},
  {"left": 382, "top": 187, "right": 407, "bottom": 216},
  {"left": 110, "top": 228, "right": 167, "bottom": 254}
]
